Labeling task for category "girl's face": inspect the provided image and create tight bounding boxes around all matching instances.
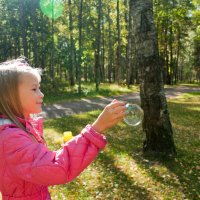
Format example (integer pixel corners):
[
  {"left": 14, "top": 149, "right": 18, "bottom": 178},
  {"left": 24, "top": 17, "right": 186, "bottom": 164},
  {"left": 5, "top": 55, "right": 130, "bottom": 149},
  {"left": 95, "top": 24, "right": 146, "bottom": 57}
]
[{"left": 18, "top": 73, "right": 44, "bottom": 118}]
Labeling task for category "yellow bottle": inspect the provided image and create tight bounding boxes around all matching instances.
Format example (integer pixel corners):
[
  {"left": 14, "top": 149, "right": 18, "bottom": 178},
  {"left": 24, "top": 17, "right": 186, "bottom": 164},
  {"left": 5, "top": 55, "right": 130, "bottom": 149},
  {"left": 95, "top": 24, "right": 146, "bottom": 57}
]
[{"left": 63, "top": 131, "right": 74, "bottom": 142}]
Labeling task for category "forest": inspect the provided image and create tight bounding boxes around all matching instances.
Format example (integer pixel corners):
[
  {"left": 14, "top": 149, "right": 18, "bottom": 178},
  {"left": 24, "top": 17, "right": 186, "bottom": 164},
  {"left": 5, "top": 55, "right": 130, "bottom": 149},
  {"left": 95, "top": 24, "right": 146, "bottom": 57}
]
[
  {"left": 0, "top": 0, "right": 199, "bottom": 93},
  {"left": 0, "top": 1, "right": 200, "bottom": 199}
]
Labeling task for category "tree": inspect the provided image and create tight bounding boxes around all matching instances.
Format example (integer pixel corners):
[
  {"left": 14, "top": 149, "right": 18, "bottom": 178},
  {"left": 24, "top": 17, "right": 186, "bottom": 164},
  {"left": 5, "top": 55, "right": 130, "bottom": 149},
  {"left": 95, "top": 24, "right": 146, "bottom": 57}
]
[
  {"left": 0, "top": 0, "right": 196, "bottom": 90},
  {"left": 77, "top": 0, "right": 83, "bottom": 94},
  {"left": 68, "top": 0, "right": 75, "bottom": 86},
  {"left": 94, "top": 0, "right": 102, "bottom": 91},
  {"left": 154, "top": 0, "right": 194, "bottom": 85},
  {"left": 18, "top": 0, "right": 28, "bottom": 58},
  {"left": 115, "top": 0, "right": 122, "bottom": 84},
  {"left": 131, "top": 0, "right": 176, "bottom": 155},
  {"left": 192, "top": 1, "right": 200, "bottom": 83}
]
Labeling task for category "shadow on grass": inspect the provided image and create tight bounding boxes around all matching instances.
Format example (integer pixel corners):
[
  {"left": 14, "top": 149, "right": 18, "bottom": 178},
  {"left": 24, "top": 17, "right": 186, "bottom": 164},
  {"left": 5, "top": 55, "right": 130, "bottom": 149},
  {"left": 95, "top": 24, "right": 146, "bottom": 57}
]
[
  {"left": 129, "top": 149, "right": 200, "bottom": 200},
  {"left": 107, "top": 101, "right": 200, "bottom": 200},
  {"left": 44, "top": 101, "right": 200, "bottom": 199},
  {"left": 95, "top": 152, "right": 153, "bottom": 200},
  {"left": 128, "top": 101, "right": 199, "bottom": 200},
  {"left": 110, "top": 137, "right": 199, "bottom": 200},
  {"left": 44, "top": 113, "right": 153, "bottom": 199}
]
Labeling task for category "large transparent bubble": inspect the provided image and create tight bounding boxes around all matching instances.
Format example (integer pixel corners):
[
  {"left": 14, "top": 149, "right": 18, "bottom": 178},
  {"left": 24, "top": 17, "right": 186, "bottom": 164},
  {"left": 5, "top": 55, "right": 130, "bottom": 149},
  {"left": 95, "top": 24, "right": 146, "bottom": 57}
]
[{"left": 124, "top": 104, "right": 143, "bottom": 126}]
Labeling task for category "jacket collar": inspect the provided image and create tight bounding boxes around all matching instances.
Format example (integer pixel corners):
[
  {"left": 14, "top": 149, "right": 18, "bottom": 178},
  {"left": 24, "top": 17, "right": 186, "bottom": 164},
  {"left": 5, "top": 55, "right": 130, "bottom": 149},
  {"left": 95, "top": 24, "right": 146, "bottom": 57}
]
[
  {"left": 0, "top": 118, "right": 13, "bottom": 125},
  {"left": 0, "top": 114, "right": 44, "bottom": 144},
  {"left": 0, "top": 114, "right": 42, "bottom": 126},
  {"left": 0, "top": 114, "right": 30, "bottom": 127}
]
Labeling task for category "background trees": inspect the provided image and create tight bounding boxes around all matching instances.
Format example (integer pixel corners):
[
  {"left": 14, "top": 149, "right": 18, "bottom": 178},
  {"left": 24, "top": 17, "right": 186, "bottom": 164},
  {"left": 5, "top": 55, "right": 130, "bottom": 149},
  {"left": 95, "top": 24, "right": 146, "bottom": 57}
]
[
  {"left": 192, "top": 0, "right": 200, "bottom": 83},
  {"left": 0, "top": 0, "right": 198, "bottom": 92}
]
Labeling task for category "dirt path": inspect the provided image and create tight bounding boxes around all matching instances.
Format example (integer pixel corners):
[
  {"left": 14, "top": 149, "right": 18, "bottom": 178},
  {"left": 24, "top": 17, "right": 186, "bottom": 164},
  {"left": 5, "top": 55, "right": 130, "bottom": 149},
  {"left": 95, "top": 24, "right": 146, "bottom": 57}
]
[{"left": 41, "top": 85, "right": 200, "bottom": 119}]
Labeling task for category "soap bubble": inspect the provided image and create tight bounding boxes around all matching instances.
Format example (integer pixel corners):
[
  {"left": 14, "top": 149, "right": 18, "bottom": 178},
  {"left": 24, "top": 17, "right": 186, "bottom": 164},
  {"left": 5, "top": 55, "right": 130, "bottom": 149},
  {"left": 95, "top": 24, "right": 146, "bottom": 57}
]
[
  {"left": 40, "top": 0, "right": 63, "bottom": 20},
  {"left": 124, "top": 104, "right": 143, "bottom": 126}
]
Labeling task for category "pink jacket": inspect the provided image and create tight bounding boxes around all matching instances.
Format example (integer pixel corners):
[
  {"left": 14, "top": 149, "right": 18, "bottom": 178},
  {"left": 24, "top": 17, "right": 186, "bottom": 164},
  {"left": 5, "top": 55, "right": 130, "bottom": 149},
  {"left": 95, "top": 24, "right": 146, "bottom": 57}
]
[{"left": 0, "top": 115, "right": 107, "bottom": 200}]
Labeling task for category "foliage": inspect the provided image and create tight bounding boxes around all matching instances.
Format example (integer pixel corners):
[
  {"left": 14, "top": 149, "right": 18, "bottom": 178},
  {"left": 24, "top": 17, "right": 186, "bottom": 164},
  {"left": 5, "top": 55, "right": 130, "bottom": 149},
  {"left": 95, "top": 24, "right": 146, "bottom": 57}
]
[
  {"left": 154, "top": 0, "right": 195, "bottom": 84},
  {"left": 0, "top": 0, "right": 199, "bottom": 89},
  {"left": 43, "top": 91, "right": 200, "bottom": 200},
  {"left": 192, "top": 1, "right": 200, "bottom": 81}
]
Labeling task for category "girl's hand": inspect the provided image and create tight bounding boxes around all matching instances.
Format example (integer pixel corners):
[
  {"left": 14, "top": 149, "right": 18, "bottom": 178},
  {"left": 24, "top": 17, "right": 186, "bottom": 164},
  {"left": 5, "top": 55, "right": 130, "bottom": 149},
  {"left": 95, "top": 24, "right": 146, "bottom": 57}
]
[{"left": 92, "top": 99, "right": 126, "bottom": 133}]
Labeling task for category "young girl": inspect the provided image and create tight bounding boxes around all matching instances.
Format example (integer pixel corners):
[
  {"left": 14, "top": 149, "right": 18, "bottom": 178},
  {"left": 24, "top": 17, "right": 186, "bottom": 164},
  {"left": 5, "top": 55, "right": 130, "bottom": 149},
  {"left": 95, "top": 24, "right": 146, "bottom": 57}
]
[{"left": 0, "top": 57, "right": 126, "bottom": 200}]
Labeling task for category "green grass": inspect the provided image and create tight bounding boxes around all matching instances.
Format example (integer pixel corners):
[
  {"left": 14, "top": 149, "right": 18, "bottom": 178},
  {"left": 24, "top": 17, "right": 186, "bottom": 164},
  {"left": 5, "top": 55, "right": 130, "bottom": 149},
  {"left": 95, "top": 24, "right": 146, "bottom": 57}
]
[
  {"left": 43, "top": 83, "right": 139, "bottom": 104},
  {"left": 164, "top": 83, "right": 200, "bottom": 89},
  {"left": 44, "top": 92, "right": 200, "bottom": 200},
  {"left": 179, "top": 83, "right": 200, "bottom": 87},
  {"left": 43, "top": 83, "right": 199, "bottom": 105}
]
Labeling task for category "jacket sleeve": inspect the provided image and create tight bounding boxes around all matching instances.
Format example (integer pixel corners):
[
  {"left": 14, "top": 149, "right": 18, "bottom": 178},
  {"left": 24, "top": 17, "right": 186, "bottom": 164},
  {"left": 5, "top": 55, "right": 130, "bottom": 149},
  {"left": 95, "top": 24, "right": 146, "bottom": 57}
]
[{"left": 3, "top": 125, "right": 107, "bottom": 186}]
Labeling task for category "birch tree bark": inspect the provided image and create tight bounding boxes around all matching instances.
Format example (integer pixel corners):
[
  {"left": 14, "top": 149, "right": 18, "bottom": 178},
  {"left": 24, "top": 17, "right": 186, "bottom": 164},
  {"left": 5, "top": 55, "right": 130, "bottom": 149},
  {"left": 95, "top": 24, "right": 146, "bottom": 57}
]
[{"left": 131, "top": 0, "right": 176, "bottom": 155}]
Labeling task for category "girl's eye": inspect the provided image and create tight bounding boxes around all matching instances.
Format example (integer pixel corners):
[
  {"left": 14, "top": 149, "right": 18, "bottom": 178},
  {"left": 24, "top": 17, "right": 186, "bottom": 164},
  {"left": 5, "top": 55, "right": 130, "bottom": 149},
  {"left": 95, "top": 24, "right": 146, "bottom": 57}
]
[{"left": 32, "top": 88, "right": 37, "bottom": 91}]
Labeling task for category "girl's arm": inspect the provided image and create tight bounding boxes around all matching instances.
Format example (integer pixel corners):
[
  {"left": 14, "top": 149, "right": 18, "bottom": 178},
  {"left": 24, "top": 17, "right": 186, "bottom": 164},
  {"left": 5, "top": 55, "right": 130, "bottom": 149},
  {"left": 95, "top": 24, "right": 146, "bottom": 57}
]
[{"left": 3, "top": 125, "right": 106, "bottom": 186}]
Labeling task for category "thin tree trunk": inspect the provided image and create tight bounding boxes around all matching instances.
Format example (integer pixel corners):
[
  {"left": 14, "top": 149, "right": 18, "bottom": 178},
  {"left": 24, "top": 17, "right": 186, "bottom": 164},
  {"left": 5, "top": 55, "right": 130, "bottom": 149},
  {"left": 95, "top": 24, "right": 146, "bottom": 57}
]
[
  {"left": 41, "top": 15, "right": 46, "bottom": 70},
  {"left": 78, "top": 0, "right": 83, "bottom": 94},
  {"left": 19, "top": 0, "right": 28, "bottom": 58},
  {"left": 116, "top": 0, "right": 121, "bottom": 83},
  {"left": 107, "top": 5, "right": 112, "bottom": 83},
  {"left": 94, "top": 0, "right": 102, "bottom": 91},
  {"left": 175, "top": 26, "right": 181, "bottom": 83},
  {"left": 31, "top": 5, "right": 38, "bottom": 67},
  {"left": 164, "top": 25, "right": 171, "bottom": 85},
  {"left": 50, "top": 0, "right": 55, "bottom": 81},
  {"left": 68, "top": 0, "right": 75, "bottom": 86},
  {"left": 126, "top": 0, "right": 132, "bottom": 87},
  {"left": 101, "top": 18, "right": 105, "bottom": 82},
  {"left": 169, "top": 20, "right": 174, "bottom": 85}
]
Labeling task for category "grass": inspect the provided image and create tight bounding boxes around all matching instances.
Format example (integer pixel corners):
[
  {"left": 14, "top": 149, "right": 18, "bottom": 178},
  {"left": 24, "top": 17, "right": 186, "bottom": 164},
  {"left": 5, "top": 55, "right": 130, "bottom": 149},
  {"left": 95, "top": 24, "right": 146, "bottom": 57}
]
[
  {"left": 179, "top": 83, "right": 200, "bottom": 87},
  {"left": 44, "top": 92, "right": 200, "bottom": 200},
  {"left": 43, "top": 83, "right": 139, "bottom": 104},
  {"left": 43, "top": 82, "right": 199, "bottom": 105}
]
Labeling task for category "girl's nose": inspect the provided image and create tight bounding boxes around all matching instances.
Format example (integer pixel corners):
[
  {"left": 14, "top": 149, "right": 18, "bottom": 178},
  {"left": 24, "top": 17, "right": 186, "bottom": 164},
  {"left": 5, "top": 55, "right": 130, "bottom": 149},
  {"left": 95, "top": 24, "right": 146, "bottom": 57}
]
[{"left": 39, "top": 90, "right": 44, "bottom": 98}]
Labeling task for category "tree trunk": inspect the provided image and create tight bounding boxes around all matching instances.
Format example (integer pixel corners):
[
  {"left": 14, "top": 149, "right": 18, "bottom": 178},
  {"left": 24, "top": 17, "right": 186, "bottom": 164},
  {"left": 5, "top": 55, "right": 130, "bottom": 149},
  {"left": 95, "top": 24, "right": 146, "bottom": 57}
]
[
  {"left": 164, "top": 25, "right": 171, "bottom": 85},
  {"left": 116, "top": 0, "right": 121, "bottom": 84},
  {"left": 126, "top": 0, "right": 133, "bottom": 87},
  {"left": 101, "top": 18, "right": 105, "bottom": 82},
  {"left": 175, "top": 26, "right": 181, "bottom": 84},
  {"left": 169, "top": 20, "right": 173, "bottom": 85},
  {"left": 107, "top": 5, "right": 113, "bottom": 83},
  {"left": 19, "top": 0, "right": 28, "bottom": 58},
  {"left": 68, "top": 0, "right": 75, "bottom": 86},
  {"left": 31, "top": 3, "right": 38, "bottom": 67},
  {"left": 131, "top": 0, "right": 176, "bottom": 155},
  {"left": 78, "top": 0, "right": 83, "bottom": 94},
  {"left": 94, "top": 0, "right": 102, "bottom": 91}
]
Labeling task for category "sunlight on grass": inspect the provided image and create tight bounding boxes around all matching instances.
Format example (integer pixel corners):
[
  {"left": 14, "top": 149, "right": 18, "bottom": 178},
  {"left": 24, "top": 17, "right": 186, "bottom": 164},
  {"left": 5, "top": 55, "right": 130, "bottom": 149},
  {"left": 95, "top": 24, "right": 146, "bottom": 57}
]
[
  {"left": 44, "top": 83, "right": 139, "bottom": 104},
  {"left": 179, "top": 83, "right": 200, "bottom": 87},
  {"left": 44, "top": 92, "right": 200, "bottom": 200}
]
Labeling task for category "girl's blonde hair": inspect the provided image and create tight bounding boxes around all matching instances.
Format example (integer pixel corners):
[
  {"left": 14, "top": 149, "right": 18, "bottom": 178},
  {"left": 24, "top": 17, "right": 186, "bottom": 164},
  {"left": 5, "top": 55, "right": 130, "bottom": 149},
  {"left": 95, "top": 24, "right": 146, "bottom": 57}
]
[{"left": 0, "top": 57, "right": 42, "bottom": 131}]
